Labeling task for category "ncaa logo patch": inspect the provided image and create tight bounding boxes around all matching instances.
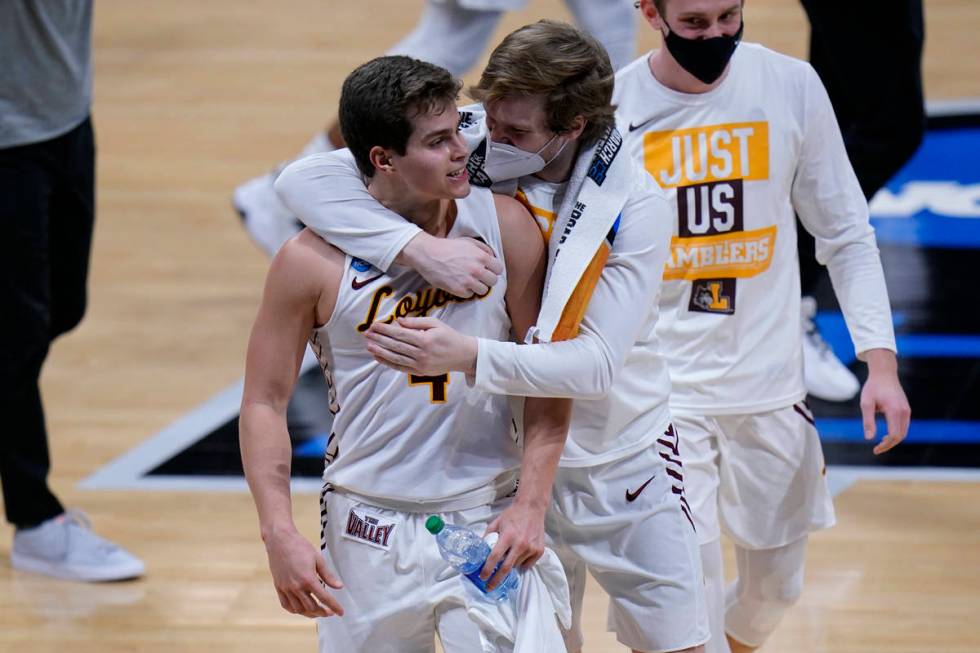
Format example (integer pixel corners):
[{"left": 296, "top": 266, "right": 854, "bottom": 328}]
[
  {"left": 351, "top": 258, "right": 373, "bottom": 273},
  {"left": 342, "top": 508, "right": 397, "bottom": 551}
]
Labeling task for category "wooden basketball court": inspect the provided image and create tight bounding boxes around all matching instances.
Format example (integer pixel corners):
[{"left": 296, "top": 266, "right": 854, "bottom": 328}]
[{"left": 1, "top": 1, "right": 979, "bottom": 651}]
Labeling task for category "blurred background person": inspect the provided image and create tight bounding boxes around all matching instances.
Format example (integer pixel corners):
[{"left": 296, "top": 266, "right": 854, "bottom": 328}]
[{"left": 0, "top": 0, "right": 145, "bottom": 583}]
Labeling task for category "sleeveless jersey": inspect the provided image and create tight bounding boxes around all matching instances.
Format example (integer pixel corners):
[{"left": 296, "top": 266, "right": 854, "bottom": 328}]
[{"left": 310, "top": 188, "right": 520, "bottom": 502}]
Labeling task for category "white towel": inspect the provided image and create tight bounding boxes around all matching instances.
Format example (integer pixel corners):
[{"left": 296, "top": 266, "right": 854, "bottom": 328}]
[
  {"left": 459, "top": 107, "right": 632, "bottom": 343},
  {"left": 461, "top": 534, "right": 571, "bottom": 653},
  {"left": 529, "top": 125, "right": 631, "bottom": 343}
]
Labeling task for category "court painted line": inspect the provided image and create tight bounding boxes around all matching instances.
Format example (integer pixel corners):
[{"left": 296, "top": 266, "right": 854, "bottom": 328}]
[
  {"left": 81, "top": 364, "right": 980, "bottom": 496},
  {"left": 826, "top": 465, "right": 980, "bottom": 496},
  {"left": 80, "top": 351, "right": 319, "bottom": 491},
  {"left": 818, "top": 418, "right": 980, "bottom": 444}
]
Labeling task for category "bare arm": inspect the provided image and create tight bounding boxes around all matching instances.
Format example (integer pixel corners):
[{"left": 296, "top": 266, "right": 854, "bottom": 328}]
[
  {"left": 240, "top": 231, "right": 345, "bottom": 618},
  {"left": 481, "top": 194, "right": 572, "bottom": 589}
]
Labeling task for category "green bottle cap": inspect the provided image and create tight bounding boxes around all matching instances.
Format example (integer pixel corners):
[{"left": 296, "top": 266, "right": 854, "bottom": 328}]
[{"left": 425, "top": 515, "right": 444, "bottom": 534}]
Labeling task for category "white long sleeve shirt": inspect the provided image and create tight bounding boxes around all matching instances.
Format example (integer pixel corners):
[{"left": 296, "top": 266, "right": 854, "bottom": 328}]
[
  {"left": 275, "top": 147, "right": 676, "bottom": 467},
  {"left": 613, "top": 43, "right": 897, "bottom": 415}
]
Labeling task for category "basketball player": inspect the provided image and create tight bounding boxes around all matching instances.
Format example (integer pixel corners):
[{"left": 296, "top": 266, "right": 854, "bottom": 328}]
[
  {"left": 275, "top": 21, "right": 709, "bottom": 653},
  {"left": 239, "top": 55, "right": 571, "bottom": 651},
  {"left": 233, "top": 0, "right": 638, "bottom": 265},
  {"left": 290, "top": 8, "right": 913, "bottom": 653},
  {"left": 606, "top": 2, "right": 911, "bottom": 651}
]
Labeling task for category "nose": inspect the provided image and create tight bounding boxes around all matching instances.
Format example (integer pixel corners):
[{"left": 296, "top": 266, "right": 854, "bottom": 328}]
[
  {"left": 702, "top": 21, "right": 725, "bottom": 38},
  {"left": 450, "top": 132, "right": 468, "bottom": 160}
]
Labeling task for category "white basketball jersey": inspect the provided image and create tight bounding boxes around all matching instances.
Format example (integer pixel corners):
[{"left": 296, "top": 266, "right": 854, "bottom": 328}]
[{"left": 311, "top": 189, "right": 520, "bottom": 503}]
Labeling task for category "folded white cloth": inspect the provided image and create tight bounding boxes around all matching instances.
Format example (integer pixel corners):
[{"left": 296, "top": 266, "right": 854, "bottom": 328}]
[
  {"left": 530, "top": 125, "right": 631, "bottom": 343},
  {"left": 460, "top": 107, "right": 632, "bottom": 343},
  {"left": 462, "top": 533, "right": 571, "bottom": 653}
]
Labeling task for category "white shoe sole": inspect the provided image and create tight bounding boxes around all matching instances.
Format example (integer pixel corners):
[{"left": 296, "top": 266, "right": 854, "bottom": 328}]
[{"left": 11, "top": 550, "right": 145, "bottom": 582}]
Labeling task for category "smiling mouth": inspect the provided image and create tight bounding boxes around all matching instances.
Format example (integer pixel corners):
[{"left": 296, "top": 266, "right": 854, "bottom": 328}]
[{"left": 447, "top": 168, "right": 467, "bottom": 180}]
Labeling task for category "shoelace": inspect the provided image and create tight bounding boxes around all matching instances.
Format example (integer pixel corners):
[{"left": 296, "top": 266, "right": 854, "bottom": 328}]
[
  {"left": 63, "top": 508, "right": 93, "bottom": 531},
  {"left": 63, "top": 509, "right": 119, "bottom": 553}
]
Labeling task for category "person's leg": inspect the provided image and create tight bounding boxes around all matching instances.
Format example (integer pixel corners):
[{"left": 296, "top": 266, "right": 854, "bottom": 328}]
[
  {"left": 673, "top": 414, "right": 729, "bottom": 653},
  {"left": 553, "top": 428, "right": 710, "bottom": 653},
  {"left": 563, "top": 0, "right": 637, "bottom": 70},
  {"left": 0, "top": 136, "right": 64, "bottom": 529},
  {"left": 388, "top": 0, "right": 504, "bottom": 77},
  {"left": 49, "top": 117, "right": 95, "bottom": 341},
  {"left": 4, "top": 119, "right": 144, "bottom": 582},
  {"left": 700, "top": 537, "right": 732, "bottom": 653},
  {"left": 801, "top": 0, "right": 925, "bottom": 201},
  {"left": 317, "top": 492, "right": 438, "bottom": 652},
  {"left": 716, "top": 406, "right": 835, "bottom": 649},
  {"left": 724, "top": 536, "right": 809, "bottom": 652},
  {"left": 236, "top": 0, "right": 506, "bottom": 257},
  {"left": 796, "top": 0, "right": 923, "bottom": 401}
]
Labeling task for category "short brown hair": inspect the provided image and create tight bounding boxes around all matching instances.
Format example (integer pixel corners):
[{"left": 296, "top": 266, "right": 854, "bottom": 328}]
[
  {"left": 339, "top": 56, "right": 462, "bottom": 177},
  {"left": 469, "top": 20, "right": 615, "bottom": 147}
]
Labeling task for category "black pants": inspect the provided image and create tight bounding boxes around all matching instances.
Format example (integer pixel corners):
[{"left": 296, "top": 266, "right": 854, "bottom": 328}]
[
  {"left": 797, "top": 0, "right": 926, "bottom": 295},
  {"left": 0, "top": 117, "right": 95, "bottom": 528}
]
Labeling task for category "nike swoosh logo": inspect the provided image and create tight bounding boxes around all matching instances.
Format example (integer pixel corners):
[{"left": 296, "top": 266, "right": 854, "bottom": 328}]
[
  {"left": 628, "top": 118, "right": 655, "bottom": 133},
  {"left": 351, "top": 273, "right": 383, "bottom": 290},
  {"left": 625, "top": 474, "right": 656, "bottom": 503}
]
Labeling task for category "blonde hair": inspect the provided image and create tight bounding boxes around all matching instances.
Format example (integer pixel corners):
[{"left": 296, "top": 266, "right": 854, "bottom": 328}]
[{"left": 469, "top": 20, "right": 615, "bottom": 146}]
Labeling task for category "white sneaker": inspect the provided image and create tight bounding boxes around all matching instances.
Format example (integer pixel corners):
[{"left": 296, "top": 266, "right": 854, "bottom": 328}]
[
  {"left": 11, "top": 511, "right": 145, "bottom": 582},
  {"left": 801, "top": 296, "right": 861, "bottom": 402},
  {"left": 233, "top": 131, "right": 334, "bottom": 257}
]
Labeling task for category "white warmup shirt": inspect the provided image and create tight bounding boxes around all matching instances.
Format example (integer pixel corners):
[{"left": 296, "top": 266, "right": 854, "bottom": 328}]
[
  {"left": 276, "top": 146, "right": 675, "bottom": 468},
  {"left": 313, "top": 187, "right": 521, "bottom": 502},
  {"left": 613, "top": 43, "right": 897, "bottom": 415}
]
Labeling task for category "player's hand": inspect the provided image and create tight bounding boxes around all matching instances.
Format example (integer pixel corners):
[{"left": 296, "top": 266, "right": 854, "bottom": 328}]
[
  {"left": 480, "top": 501, "right": 547, "bottom": 591},
  {"left": 365, "top": 317, "right": 478, "bottom": 376},
  {"left": 263, "top": 525, "right": 344, "bottom": 619},
  {"left": 400, "top": 233, "right": 502, "bottom": 298},
  {"left": 860, "top": 349, "right": 912, "bottom": 455}
]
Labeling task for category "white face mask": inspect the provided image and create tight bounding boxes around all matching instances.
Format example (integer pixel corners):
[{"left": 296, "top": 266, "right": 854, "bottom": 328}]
[{"left": 482, "top": 133, "right": 568, "bottom": 182}]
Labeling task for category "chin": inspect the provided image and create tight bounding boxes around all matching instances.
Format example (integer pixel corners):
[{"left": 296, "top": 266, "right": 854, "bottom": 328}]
[{"left": 450, "top": 183, "right": 472, "bottom": 198}]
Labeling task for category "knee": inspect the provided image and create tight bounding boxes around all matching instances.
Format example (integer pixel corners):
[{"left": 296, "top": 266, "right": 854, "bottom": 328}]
[
  {"left": 732, "top": 561, "right": 804, "bottom": 611},
  {"left": 763, "top": 568, "right": 804, "bottom": 610}
]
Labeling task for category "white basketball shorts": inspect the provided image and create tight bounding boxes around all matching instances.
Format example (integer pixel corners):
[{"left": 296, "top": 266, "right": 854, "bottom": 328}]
[
  {"left": 675, "top": 401, "right": 837, "bottom": 550},
  {"left": 547, "top": 423, "right": 711, "bottom": 653},
  {"left": 315, "top": 485, "right": 514, "bottom": 653}
]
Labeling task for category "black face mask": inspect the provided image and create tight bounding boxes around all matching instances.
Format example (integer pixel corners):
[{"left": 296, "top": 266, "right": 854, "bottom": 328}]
[{"left": 663, "top": 20, "right": 744, "bottom": 84}]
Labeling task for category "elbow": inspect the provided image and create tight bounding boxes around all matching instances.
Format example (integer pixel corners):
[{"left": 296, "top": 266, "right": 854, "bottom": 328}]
[
  {"left": 272, "top": 165, "right": 299, "bottom": 212},
  {"left": 576, "top": 353, "right": 615, "bottom": 400}
]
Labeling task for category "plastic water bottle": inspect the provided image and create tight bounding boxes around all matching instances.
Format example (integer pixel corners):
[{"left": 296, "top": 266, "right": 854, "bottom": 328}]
[{"left": 425, "top": 515, "right": 519, "bottom": 602}]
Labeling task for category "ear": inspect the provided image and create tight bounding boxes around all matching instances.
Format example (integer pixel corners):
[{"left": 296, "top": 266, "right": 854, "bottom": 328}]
[
  {"left": 639, "top": 0, "right": 665, "bottom": 32},
  {"left": 566, "top": 115, "right": 588, "bottom": 142},
  {"left": 368, "top": 145, "right": 395, "bottom": 174}
]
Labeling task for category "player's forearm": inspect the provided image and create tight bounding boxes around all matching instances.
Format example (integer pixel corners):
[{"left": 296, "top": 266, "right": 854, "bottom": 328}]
[
  {"left": 240, "top": 401, "right": 298, "bottom": 540},
  {"left": 474, "top": 331, "right": 615, "bottom": 399},
  {"left": 823, "top": 239, "right": 898, "bottom": 356},
  {"left": 514, "top": 397, "right": 572, "bottom": 512},
  {"left": 274, "top": 151, "right": 419, "bottom": 271}
]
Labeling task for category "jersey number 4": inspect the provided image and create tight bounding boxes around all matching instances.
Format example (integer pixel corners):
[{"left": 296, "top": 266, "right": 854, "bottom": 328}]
[{"left": 408, "top": 374, "right": 450, "bottom": 403}]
